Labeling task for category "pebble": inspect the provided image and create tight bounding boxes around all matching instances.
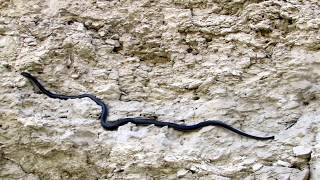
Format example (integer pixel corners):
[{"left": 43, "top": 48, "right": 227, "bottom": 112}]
[
  {"left": 252, "top": 164, "right": 263, "bottom": 171},
  {"left": 293, "top": 146, "right": 312, "bottom": 158},
  {"left": 177, "top": 169, "right": 188, "bottom": 177},
  {"left": 275, "top": 160, "right": 291, "bottom": 167}
]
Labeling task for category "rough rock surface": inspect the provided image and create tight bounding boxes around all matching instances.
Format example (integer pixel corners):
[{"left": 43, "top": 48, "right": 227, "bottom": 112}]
[{"left": 0, "top": 0, "right": 319, "bottom": 179}]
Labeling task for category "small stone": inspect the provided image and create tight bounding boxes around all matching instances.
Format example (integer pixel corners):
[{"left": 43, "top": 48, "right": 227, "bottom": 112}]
[
  {"left": 293, "top": 146, "right": 312, "bottom": 158},
  {"left": 98, "top": 30, "right": 106, "bottom": 37},
  {"left": 111, "top": 34, "right": 119, "bottom": 40},
  {"left": 91, "top": 21, "right": 104, "bottom": 29},
  {"left": 177, "top": 169, "right": 188, "bottom": 177},
  {"left": 74, "top": 22, "right": 85, "bottom": 31},
  {"left": 275, "top": 160, "right": 291, "bottom": 167},
  {"left": 24, "top": 37, "right": 37, "bottom": 46},
  {"left": 252, "top": 164, "right": 263, "bottom": 171},
  {"left": 70, "top": 73, "right": 80, "bottom": 78},
  {"left": 105, "top": 39, "right": 120, "bottom": 47}
]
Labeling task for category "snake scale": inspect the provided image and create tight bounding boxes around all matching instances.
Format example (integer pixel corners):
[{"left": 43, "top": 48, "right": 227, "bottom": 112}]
[{"left": 21, "top": 72, "right": 274, "bottom": 140}]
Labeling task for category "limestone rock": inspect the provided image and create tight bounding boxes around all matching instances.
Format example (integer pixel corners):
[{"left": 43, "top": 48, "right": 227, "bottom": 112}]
[{"left": 1, "top": 0, "right": 320, "bottom": 179}]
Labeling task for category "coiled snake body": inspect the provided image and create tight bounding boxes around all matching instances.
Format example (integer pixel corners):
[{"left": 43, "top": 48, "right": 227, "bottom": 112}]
[{"left": 21, "top": 72, "right": 274, "bottom": 140}]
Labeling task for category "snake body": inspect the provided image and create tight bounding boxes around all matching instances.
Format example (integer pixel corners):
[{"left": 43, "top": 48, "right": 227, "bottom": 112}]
[{"left": 21, "top": 72, "right": 274, "bottom": 140}]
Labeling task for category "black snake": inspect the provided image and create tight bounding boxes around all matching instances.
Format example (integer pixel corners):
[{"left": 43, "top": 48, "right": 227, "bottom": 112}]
[{"left": 21, "top": 72, "right": 274, "bottom": 140}]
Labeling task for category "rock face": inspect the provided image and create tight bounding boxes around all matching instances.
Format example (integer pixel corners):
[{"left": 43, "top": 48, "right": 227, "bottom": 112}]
[{"left": 0, "top": 0, "right": 319, "bottom": 179}]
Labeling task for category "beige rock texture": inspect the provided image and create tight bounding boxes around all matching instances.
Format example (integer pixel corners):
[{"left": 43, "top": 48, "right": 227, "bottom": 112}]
[{"left": 1, "top": 0, "right": 319, "bottom": 179}]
